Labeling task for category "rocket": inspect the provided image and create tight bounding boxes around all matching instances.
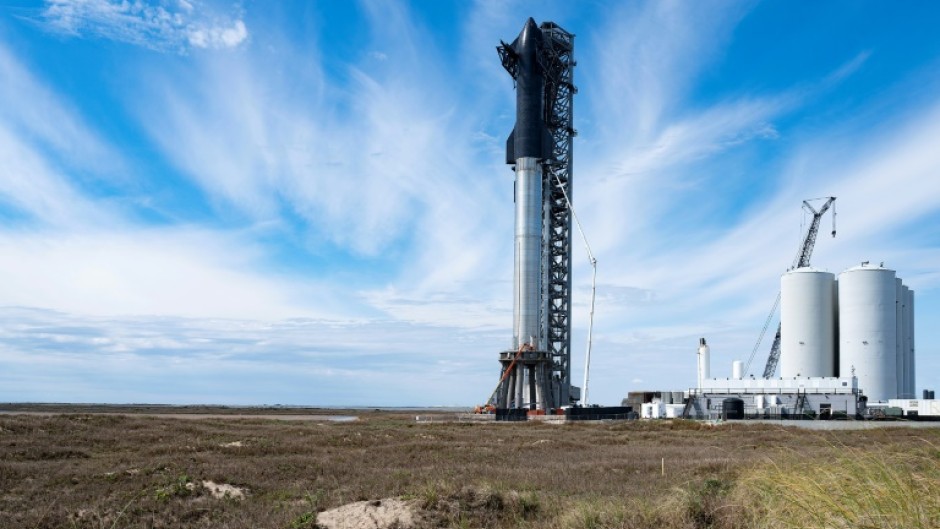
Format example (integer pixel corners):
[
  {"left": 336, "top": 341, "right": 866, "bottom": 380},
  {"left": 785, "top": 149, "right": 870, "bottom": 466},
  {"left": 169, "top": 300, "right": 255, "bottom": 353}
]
[
  {"left": 500, "top": 18, "right": 553, "bottom": 350},
  {"left": 494, "top": 17, "right": 575, "bottom": 410}
]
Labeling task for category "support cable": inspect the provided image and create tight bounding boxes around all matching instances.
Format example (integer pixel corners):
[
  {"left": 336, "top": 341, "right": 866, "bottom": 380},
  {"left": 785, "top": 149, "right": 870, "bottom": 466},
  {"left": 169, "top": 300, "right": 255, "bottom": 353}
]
[
  {"left": 551, "top": 172, "right": 597, "bottom": 405},
  {"left": 743, "top": 292, "right": 780, "bottom": 376}
]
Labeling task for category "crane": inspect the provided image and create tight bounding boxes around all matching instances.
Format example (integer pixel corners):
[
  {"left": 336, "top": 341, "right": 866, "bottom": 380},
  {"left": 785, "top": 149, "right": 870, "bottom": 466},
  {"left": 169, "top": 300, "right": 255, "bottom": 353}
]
[{"left": 744, "top": 197, "right": 837, "bottom": 379}]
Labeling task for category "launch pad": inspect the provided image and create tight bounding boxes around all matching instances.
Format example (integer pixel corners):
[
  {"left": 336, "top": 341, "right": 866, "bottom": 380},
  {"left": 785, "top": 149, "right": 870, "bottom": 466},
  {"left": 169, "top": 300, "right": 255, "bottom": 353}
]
[{"left": 495, "top": 347, "right": 554, "bottom": 410}]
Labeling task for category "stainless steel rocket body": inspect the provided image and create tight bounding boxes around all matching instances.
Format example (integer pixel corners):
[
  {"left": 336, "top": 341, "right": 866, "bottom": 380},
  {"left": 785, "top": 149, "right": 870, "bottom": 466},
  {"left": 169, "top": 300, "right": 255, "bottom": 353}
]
[
  {"left": 513, "top": 157, "right": 542, "bottom": 349},
  {"left": 506, "top": 18, "right": 550, "bottom": 351}
]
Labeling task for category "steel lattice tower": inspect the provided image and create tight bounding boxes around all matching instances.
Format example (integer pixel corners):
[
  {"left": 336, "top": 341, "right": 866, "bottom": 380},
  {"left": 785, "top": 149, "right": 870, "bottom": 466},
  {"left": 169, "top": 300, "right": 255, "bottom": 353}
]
[{"left": 539, "top": 22, "right": 577, "bottom": 405}]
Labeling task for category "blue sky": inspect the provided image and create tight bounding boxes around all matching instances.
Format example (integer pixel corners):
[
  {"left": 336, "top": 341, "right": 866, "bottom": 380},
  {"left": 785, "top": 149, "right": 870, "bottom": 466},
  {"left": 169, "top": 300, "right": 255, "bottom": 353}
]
[{"left": 1, "top": 0, "right": 938, "bottom": 406}]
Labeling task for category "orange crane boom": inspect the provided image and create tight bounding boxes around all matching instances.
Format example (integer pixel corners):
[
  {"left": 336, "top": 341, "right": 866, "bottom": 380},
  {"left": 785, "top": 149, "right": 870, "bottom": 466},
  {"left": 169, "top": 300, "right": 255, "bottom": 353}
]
[{"left": 475, "top": 343, "right": 531, "bottom": 413}]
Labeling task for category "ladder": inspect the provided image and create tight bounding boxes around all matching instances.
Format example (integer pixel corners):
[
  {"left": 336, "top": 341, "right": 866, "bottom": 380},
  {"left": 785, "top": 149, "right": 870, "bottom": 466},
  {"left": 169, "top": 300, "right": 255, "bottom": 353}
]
[{"left": 795, "top": 391, "right": 810, "bottom": 418}]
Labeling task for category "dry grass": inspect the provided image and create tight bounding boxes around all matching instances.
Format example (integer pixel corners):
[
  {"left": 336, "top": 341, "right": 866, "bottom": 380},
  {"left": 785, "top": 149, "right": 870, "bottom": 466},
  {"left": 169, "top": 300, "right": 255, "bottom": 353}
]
[
  {"left": 727, "top": 440, "right": 940, "bottom": 529},
  {"left": 0, "top": 411, "right": 938, "bottom": 528}
]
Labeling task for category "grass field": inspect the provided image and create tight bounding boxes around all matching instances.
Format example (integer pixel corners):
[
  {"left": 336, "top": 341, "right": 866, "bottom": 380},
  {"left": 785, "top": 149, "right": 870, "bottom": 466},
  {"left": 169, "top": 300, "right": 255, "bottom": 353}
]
[{"left": 1, "top": 409, "right": 938, "bottom": 528}]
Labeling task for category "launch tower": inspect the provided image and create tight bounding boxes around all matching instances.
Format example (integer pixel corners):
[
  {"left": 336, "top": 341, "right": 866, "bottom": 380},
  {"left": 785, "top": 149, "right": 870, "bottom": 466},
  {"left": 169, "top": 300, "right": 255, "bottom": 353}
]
[{"left": 494, "top": 19, "right": 577, "bottom": 411}]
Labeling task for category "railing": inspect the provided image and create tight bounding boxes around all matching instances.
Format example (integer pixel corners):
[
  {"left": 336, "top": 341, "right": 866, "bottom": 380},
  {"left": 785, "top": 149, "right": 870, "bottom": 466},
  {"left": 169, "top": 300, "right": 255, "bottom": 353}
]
[{"left": 687, "top": 387, "right": 858, "bottom": 396}]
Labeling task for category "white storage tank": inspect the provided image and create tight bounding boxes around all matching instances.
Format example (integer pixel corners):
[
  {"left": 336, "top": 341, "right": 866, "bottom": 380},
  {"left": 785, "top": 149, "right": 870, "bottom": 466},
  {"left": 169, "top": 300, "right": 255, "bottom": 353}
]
[
  {"left": 895, "top": 279, "right": 907, "bottom": 397},
  {"left": 905, "top": 288, "right": 915, "bottom": 398},
  {"left": 892, "top": 282, "right": 917, "bottom": 398},
  {"left": 833, "top": 278, "right": 839, "bottom": 376},
  {"left": 781, "top": 268, "right": 836, "bottom": 378},
  {"left": 732, "top": 360, "right": 743, "bottom": 380},
  {"left": 839, "top": 263, "right": 898, "bottom": 402}
]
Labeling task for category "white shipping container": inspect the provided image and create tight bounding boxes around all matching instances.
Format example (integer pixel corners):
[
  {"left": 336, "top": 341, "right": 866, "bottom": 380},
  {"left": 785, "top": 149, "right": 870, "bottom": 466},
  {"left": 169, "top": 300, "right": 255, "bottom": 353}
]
[
  {"left": 888, "top": 399, "right": 919, "bottom": 412},
  {"left": 919, "top": 400, "right": 940, "bottom": 417}
]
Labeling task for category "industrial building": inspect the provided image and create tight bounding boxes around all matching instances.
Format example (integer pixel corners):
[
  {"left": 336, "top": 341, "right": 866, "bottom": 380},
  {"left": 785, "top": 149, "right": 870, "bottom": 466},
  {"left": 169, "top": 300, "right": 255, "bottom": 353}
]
[
  {"left": 684, "top": 376, "right": 861, "bottom": 420},
  {"left": 625, "top": 194, "right": 932, "bottom": 422},
  {"left": 680, "top": 261, "right": 925, "bottom": 420}
]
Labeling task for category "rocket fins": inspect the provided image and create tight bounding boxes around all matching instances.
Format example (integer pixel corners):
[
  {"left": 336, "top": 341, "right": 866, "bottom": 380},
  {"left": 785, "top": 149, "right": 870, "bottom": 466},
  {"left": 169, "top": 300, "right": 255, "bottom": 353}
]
[{"left": 506, "top": 127, "right": 516, "bottom": 164}]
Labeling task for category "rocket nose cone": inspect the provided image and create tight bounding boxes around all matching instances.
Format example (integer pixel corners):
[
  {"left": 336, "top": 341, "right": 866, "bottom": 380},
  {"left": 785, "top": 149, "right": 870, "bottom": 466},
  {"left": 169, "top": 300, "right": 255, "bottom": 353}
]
[{"left": 519, "top": 17, "right": 542, "bottom": 48}]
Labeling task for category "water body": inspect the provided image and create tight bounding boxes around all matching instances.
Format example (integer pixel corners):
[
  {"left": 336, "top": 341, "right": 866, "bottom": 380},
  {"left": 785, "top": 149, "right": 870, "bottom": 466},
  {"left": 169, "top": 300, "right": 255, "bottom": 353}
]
[{"left": 0, "top": 410, "right": 358, "bottom": 422}]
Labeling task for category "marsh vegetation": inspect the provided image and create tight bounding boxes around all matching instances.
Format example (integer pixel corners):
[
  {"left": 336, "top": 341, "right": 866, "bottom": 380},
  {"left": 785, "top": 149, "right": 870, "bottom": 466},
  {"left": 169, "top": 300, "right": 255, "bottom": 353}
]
[{"left": 1, "top": 410, "right": 937, "bottom": 528}]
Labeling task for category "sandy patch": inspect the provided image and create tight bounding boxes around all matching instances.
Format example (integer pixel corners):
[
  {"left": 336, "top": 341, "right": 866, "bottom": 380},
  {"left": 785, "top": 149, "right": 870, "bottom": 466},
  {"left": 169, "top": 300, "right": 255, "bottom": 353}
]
[
  {"left": 103, "top": 468, "right": 139, "bottom": 478},
  {"left": 186, "top": 480, "right": 247, "bottom": 499},
  {"left": 316, "top": 498, "right": 419, "bottom": 529},
  {"left": 220, "top": 441, "right": 244, "bottom": 447}
]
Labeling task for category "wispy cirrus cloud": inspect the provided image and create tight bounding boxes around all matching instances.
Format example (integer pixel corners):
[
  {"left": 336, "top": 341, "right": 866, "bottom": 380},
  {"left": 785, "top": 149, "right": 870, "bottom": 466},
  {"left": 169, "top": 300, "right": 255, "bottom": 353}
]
[
  {"left": 41, "top": 0, "right": 247, "bottom": 52},
  {"left": 133, "top": 1, "right": 510, "bottom": 289},
  {"left": 0, "top": 41, "right": 122, "bottom": 226},
  {"left": 0, "top": 43, "right": 119, "bottom": 177},
  {"left": 585, "top": 0, "right": 754, "bottom": 142},
  {"left": 0, "top": 124, "right": 110, "bottom": 227},
  {"left": 0, "top": 227, "right": 354, "bottom": 320}
]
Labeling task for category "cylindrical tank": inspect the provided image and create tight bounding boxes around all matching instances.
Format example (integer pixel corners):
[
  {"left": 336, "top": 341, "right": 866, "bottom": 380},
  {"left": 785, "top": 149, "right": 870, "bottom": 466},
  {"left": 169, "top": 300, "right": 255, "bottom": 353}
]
[
  {"left": 732, "top": 360, "right": 743, "bottom": 380},
  {"left": 697, "top": 338, "right": 710, "bottom": 389},
  {"left": 895, "top": 279, "right": 907, "bottom": 397},
  {"left": 673, "top": 391, "right": 685, "bottom": 404},
  {"left": 721, "top": 398, "right": 744, "bottom": 420},
  {"left": 781, "top": 268, "right": 836, "bottom": 378},
  {"left": 838, "top": 263, "right": 898, "bottom": 402},
  {"left": 906, "top": 288, "right": 915, "bottom": 398},
  {"left": 834, "top": 278, "right": 840, "bottom": 376}
]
